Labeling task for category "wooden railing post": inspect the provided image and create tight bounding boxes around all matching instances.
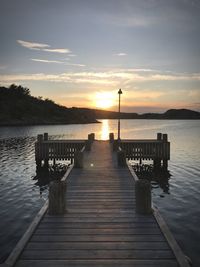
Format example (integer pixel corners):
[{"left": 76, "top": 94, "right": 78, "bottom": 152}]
[
  {"left": 163, "top": 133, "right": 168, "bottom": 142},
  {"left": 135, "top": 179, "right": 152, "bottom": 214},
  {"left": 163, "top": 134, "right": 168, "bottom": 170},
  {"left": 74, "top": 151, "right": 83, "bottom": 168},
  {"left": 157, "top": 132, "right": 162, "bottom": 141},
  {"left": 37, "top": 134, "right": 43, "bottom": 142},
  {"left": 48, "top": 180, "right": 66, "bottom": 215},
  {"left": 85, "top": 140, "right": 91, "bottom": 151},
  {"left": 154, "top": 133, "right": 162, "bottom": 169},
  {"left": 43, "top": 133, "right": 49, "bottom": 168},
  {"left": 113, "top": 140, "right": 119, "bottom": 151},
  {"left": 90, "top": 133, "right": 95, "bottom": 141},
  {"left": 43, "top": 132, "right": 48, "bottom": 141},
  {"left": 88, "top": 133, "right": 95, "bottom": 143},
  {"left": 109, "top": 133, "right": 114, "bottom": 143},
  {"left": 117, "top": 149, "right": 126, "bottom": 167},
  {"left": 36, "top": 134, "right": 43, "bottom": 169}
]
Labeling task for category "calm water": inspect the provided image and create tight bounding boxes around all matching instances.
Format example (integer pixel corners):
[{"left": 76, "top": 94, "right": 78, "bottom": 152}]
[{"left": 0, "top": 120, "right": 200, "bottom": 266}]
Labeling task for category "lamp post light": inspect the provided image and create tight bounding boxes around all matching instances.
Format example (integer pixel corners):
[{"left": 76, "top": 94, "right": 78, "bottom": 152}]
[{"left": 117, "top": 88, "right": 123, "bottom": 140}]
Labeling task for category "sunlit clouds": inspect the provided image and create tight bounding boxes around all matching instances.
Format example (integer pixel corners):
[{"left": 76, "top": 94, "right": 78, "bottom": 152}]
[
  {"left": 31, "top": 59, "right": 85, "bottom": 66},
  {"left": 1, "top": 69, "right": 200, "bottom": 84},
  {"left": 115, "top": 53, "right": 127, "bottom": 56},
  {"left": 17, "top": 40, "right": 71, "bottom": 54},
  {"left": 31, "top": 59, "right": 64, "bottom": 64},
  {"left": 17, "top": 40, "right": 49, "bottom": 50}
]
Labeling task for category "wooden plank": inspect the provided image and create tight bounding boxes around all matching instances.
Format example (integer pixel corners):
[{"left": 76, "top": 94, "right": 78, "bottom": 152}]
[
  {"left": 31, "top": 234, "right": 166, "bottom": 242},
  {"left": 34, "top": 228, "right": 161, "bottom": 235},
  {"left": 21, "top": 249, "right": 175, "bottom": 260},
  {"left": 15, "top": 259, "right": 179, "bottom": 267},
  {"left": 26, "top": 241, "right": 170, "bottom": 250},
  {"left": 38, "top": 222, "right": 158, "bottom": 229}
]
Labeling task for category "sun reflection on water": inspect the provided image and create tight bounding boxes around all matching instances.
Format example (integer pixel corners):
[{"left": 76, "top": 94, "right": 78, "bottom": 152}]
[{"left": 101, "top": 120, "right": 110, "bottom": 140}]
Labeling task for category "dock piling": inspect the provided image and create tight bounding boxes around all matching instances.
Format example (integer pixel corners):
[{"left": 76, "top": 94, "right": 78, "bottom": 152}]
[
  {"left": 48, "top": 180, "right": 66, "bottom": 215},
  {"left": 117, "top": 149, "right": 126, "bottom": 167},
  {"left": 135, "top": 179, "right": 152, "bottom": 214},
  {"left": 74, "top": 151, "right": 83, "bottom": 168},
  {"left": 43, "top": 133, "right": 49, "bottom": 168},
  {"left": 163, "top": 134, "right": 168, "bottom": 170},
  {"left": 113, "top": 139, "right": 119, "bottom": 151}
]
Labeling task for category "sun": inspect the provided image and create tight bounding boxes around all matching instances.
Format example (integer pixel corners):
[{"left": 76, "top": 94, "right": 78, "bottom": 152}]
[{"left": 94, "top": 92, "right": 115, "bottom": 109}]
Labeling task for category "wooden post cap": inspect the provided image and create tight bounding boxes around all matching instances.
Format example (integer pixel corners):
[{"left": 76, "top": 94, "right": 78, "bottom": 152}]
[
  {"left": 88, "top": 133, "right": 95, "bottom": 142},
  {"left": 163, "top": 134, "right": 168, "bottom": 142},
  {"left": 43, "top": 132, "right": 48, "bottom": 141},
  {"left": 157, "top": 133, "right": 162, "bottom": 140},
  {"left": 90, "top": 133, "right": 95, "bottom": 141},
  {"left": 37, "top": 134, "right": 43, "bottom": 142},
  {"left": 135, "top": 179, "right": 152, "bottom": 214}
]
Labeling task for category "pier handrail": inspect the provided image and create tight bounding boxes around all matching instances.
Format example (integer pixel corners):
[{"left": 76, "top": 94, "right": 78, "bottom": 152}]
[
  {"left": 35, "top": 132, "right": 95, "bottom": 168},
  {"left": 116, "top": 133, "right": 170, "bottom": 169}
]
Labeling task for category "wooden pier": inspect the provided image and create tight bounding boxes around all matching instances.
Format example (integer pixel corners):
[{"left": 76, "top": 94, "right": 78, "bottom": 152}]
[{"left": 5, "top": 136, "right": 190, "bottom": 267}]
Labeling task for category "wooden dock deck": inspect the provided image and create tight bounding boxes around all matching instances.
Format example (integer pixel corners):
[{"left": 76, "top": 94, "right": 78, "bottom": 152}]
[{"left": 13, "top": 140, "right": 188, "bottom": 267}]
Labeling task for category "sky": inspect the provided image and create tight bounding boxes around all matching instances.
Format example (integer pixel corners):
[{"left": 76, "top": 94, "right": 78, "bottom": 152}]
[{"left": 0, "top": 0, "right": 200, "bottom": 113}]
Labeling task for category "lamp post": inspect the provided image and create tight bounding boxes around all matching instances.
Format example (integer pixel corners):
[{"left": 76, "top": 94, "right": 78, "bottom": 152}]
[{"left": 117, "top": 88, "right": 122, "bottom": 140}]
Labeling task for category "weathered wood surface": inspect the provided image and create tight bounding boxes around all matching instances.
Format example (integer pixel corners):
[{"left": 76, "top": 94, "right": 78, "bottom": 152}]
[{"left": 16, "top": 141, "right": 179, "bottom": 267}]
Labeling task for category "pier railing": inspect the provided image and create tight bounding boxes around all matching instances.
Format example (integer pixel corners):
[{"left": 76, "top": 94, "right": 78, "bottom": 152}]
[
  {"left": 35, "top": 140, "right": 85, "bottom": 160},
  {"left": 35, "top": 133, "right": 86, "bottom": 167},
  {"left": 114, "top": 133, "right": 170, "bottom": 169},
  {"left": 120, "top": 139, "right": 170, "bottom": 160}
]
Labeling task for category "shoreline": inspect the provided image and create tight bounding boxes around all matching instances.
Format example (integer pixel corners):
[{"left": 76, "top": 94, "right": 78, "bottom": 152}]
[
  {"left": 0, "top": 118, "right": 200, "bottom": 127},
  {"left": 0, "top": 120, "right": 100, "bottom": 127}
]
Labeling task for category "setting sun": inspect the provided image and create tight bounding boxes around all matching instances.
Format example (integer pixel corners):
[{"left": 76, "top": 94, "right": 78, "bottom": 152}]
[{"left": 94, "top": 92, "right": 115, "bottom": 109}]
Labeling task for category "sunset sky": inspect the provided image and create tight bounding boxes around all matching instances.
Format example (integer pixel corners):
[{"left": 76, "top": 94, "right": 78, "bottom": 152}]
[{"left": 0, "top": 0, "right": 200, "bottom": 113}]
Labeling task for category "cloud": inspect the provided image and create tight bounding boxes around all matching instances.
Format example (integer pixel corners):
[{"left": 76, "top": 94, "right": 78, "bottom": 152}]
[
  {"left": 1, "top": 70, "right": 200, "bottom": 86},
  {"left": 31, "top": 58, "right": 64, "bottom": 64},
  {"left": 68, "top": 54, "right": 77, "bottom": 57},
  {"left": 43, "top": 48, "right": 71, "bottom": 54},
  {"left": 66, "top": 63, "right": 86, "bottom": 67},
  {"left": 115, "top": 53, "right": 127, "bottom": 56},
  {"left": 17, "top": 39, "right": 71, "bottom": 54},
  {"left": 31, "top": 58, "right": 85, "bottom": 66},
  {"left": 17, "top": 40, "right": 49, "bottom": 50}
]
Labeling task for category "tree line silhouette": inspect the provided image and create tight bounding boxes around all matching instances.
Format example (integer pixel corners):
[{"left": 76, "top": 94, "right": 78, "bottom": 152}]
[{"left": 0, "top": 84, "right": 97, "bottom": 125}]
